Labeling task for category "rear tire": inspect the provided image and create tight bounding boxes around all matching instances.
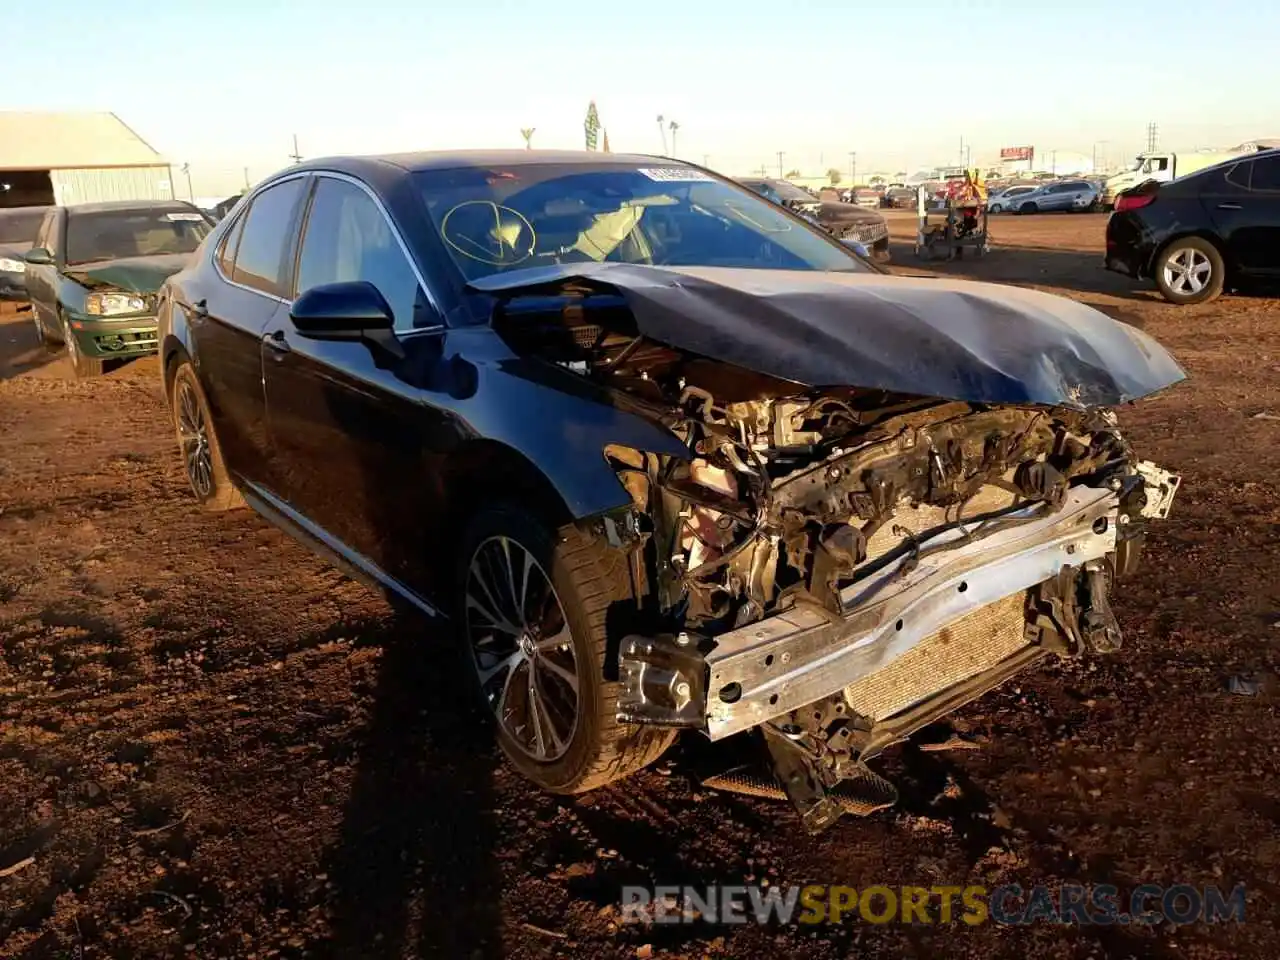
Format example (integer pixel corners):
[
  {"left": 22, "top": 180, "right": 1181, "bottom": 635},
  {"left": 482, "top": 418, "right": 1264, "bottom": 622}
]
[
  {"left": 1154, "top": 237, "right": 1224, "bottom": 305},
  {"left": 988, "top": 203, "right": 1003, "bottom": 213},
  {"left": 458, "top": 505, "right": 675, "bottom": 794},
  {"left": 1020, "top": 201, "right": 1038, "bottom": 214},
  {"left": 169, "top": 361, "right": 245, "bottom": 510}
]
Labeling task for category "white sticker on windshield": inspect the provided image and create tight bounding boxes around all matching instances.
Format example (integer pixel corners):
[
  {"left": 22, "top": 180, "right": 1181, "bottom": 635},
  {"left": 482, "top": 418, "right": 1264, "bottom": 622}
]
[
  {"left": 638, "top": 167, "right": 715, "bottom": 183},
  {"left": 166, "top": 212, "right": 205, "bottom": 222}
]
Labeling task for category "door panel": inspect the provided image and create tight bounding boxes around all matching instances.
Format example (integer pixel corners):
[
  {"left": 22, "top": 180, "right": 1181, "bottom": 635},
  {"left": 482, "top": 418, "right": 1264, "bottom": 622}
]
[
  {"left": 260, "top": 329, "right": 443, "bottom": 589},
  {"left": 262, "top": 174, "right": 451, "bottom": 593},
  {"left": 1204, "top": 160, "right": 1280, "bottom": 277},
  {"left": 195, "top": 176, "right": 308, "bottom": 486}
]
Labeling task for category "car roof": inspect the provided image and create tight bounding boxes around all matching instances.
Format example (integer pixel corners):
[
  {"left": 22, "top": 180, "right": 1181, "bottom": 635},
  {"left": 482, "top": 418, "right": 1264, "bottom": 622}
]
[
  {"left": 294, "top": 149, "right": 674, "bottom": 178},
  {"left": 63, "top": 199, "right": 202, "bottom": 214}
]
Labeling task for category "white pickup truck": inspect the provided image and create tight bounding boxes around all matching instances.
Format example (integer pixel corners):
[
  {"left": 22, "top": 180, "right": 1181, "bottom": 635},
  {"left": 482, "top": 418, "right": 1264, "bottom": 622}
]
[{"left": 1102, "top": 150, "right": 1243, "bottom": 208}]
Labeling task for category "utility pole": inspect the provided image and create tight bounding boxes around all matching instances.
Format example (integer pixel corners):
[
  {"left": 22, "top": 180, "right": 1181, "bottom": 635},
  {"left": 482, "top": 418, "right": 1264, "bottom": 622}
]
[
  {"left": 289, "top": 134, "right": 302, "bottom": 164},
  {"left": 777, "top": 151, "right": 785, "bottom": 178},
  {"left": 965, "top": 144, "right": 972, "bottom": 169},
  {"left": 849, "top": 151, "right": 857, "bottom": 185},
  {"left": 702, "top": 153, "right": 710, "bottom": 168},
  {"left": 242, "top": 167, "right": 250, "bottom": 190},
  {"left": 180, "top": 163, "right": 194, "bottom": 201},
  {"left": 1146, "top": 122, "right": 1159, "bottom": 153},
  {"left": 959, "top": 136, "right": 965, "bottom": 167}
]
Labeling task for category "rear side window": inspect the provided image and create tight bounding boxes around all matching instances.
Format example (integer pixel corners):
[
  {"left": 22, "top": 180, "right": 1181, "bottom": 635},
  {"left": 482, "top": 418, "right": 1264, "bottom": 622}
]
[
  {"left": 0, "top": 209, "right": 46, "bottom": 244},
  {"left": 216, "top": 212, "right": 246, "bottom": 276},
  {"left": 295, "top": 177, "right": 431, "bottom": 329},
  {"left": 230, "top": 178, "right": 306, "bottom": 297},
  {"left": 1250, "top": 156, "right": 1280, "bottom": 193}
]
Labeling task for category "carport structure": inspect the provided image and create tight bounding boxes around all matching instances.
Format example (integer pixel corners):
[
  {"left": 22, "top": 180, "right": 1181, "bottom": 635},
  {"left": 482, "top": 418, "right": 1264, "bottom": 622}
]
[{"left": 0, "top": 111, "right": 173, "bottom": 208}]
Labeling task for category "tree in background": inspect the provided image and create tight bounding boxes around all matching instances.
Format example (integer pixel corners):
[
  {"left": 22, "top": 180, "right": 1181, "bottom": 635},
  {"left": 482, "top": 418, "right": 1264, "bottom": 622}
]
[
  {"left": 785, "top": 168, "right": 801, "bottom": 179},
  {"left": 520, "top": 127, "right": 535, "bottom": 150},
  {"left": 585, "top": 102, "right": 600, "bottom": 152},
  {"left": 827, "top": 168, "right": 842, "bottom": 185}
]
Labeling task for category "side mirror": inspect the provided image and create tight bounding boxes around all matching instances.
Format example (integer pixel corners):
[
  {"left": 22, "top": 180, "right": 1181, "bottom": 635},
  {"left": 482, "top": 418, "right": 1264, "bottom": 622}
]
[
  {"left": 23, "top": 247, "right": 53, "bottom": 265},
  {"left": 290, "top": 280, "right": 404, "bottom": 358}
]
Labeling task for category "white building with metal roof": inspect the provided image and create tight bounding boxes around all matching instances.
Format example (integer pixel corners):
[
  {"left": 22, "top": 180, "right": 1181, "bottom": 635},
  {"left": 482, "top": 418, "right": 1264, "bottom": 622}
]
[{"left": 0, "top": 112, "right": 173, "bottom": 207}]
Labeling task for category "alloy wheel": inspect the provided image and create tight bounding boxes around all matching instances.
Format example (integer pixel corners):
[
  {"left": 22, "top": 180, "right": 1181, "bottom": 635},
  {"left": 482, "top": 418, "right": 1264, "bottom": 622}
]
[
  {"left": 176, "top": 380, "right": 215, "bottom": 498},
  {"left": 1162, "top": 248, "right": 1212, "bottom": 296},
  {"left": 464, "top": 535, "right": 580, "bottom": 762}
]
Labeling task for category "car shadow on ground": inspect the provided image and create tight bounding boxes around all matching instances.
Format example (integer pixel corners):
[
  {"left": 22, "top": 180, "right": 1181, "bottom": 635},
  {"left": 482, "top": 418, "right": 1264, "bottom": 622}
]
[
  {"left": 0, "top": 305, "right": 63, "bottom": 380},
  {"left": 318, "top": 611, "right": 505, "bottom": 960},
  {"left": 887, "top": 240, "right": 1159, "bottom": 303}
]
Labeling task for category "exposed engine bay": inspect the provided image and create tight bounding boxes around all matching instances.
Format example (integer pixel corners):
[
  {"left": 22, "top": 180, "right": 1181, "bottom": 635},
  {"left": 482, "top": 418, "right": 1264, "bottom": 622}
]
[{"left": 494, "top": 287, "right": 1181, "bottom": 832}]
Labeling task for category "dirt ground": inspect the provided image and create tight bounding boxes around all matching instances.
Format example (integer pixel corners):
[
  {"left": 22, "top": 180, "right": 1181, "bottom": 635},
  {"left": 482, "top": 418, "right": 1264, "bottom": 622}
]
[{"left": 2, "top": 212, "right": 1279, "bottom": 959}]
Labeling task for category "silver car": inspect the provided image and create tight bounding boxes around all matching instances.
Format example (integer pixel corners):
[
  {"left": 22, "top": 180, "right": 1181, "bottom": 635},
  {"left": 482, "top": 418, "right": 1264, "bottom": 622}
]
[
  {"left": 986, "top": 184, "right": 1038, "bottom": 213},
  {"left": 1010, "top": 179, "right": 1100, "bottom": 214}
]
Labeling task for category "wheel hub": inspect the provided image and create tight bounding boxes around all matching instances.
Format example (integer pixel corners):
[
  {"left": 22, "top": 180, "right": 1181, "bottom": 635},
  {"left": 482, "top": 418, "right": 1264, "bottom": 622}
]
[{"left": 465, "top": 535, "right": 581, "bottom": 763}]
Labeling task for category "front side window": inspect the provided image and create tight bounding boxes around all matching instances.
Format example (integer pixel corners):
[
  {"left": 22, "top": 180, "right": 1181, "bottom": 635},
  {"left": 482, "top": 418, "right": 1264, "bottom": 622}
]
[
  {"left": 295, "top": 178, "right": 430, "bottom": 329},
  {"left": 65, "top": 207, "right": 211, "bottom": 265},
  {"left": 230, "top": 178, "right": 306, "bottom": 297},
  {"left": 416, "top": 163, "right": 867, "bottom": 286}
]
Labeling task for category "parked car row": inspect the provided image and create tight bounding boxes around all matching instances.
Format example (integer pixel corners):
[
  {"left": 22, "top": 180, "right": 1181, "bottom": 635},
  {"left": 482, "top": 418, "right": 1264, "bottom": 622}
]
[
  {"left": 738, "top": 178, "right": 891, "bottom": 261},
  {"left": 989, "top": 179, "right": 1101, "bottom": 214}
]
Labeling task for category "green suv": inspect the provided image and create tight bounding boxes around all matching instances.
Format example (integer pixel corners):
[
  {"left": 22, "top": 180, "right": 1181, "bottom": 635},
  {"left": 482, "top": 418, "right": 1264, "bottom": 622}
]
[{"left": 24, "top": 200, "right": 212, "bottom": 377}]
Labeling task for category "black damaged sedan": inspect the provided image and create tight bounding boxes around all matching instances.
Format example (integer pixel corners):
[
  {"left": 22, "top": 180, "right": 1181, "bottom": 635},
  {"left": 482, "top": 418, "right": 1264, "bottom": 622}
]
[{"left": 159, "top": 150, "right": 1184, "bottom": 832}]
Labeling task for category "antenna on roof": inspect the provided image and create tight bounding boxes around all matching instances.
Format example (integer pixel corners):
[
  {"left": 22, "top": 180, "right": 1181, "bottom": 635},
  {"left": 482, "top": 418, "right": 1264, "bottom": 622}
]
[{"left": 289, "top": 134, "right": 303, "bottom": 164}]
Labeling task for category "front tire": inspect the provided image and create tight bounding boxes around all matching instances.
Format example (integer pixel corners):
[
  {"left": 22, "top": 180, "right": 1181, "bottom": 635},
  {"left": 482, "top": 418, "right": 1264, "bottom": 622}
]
[
  {"left": 459, "top": 505, "right": 675, "bottom": 794},
  {"left": 62, "top": 314, "right": 105, "bottom": 378},
  {"left": 1154, "top": 237, "right": 1224, "bottom": 305},
  {"left": 169, "top": 361, "right": 245, "bottom": 510},
  {"left": 1019, "top": 201, "right": 1038, "bottom": 214},
  {"left": 32, "top": 310, "right": 56, "bottom": 346},
  {"left": 988, "top": 203, "right": 1003, "bottom": 213}
]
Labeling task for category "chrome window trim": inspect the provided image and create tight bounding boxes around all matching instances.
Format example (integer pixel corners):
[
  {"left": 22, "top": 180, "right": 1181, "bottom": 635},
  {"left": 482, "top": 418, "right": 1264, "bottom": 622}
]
[
  {"left": 308, "top": 171, "right": 444, "bottom": 334},
  {"left": 210, "top": 171, "right": 311, "bottom": 306}
]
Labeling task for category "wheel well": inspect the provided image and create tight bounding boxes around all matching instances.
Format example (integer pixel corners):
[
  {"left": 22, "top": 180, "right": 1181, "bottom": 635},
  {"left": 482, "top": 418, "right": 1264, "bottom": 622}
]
[
  {"left": 161, "top": 338, "right": 190, "bottom": 403},
  {"left": 1146, "top": 231, "right": 1230, "bottom": 282},
  {"left": 439, "top": 440, "right": 574, "bottom": 554}
]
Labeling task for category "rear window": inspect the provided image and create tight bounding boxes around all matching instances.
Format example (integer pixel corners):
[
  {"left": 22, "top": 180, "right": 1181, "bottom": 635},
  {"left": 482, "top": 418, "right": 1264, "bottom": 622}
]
[
  {"left": 66, "top": 208, "right": 211, "bottom": 265},
  {"left": 0, "top": 208, "right": 47, "bottom": 245}
]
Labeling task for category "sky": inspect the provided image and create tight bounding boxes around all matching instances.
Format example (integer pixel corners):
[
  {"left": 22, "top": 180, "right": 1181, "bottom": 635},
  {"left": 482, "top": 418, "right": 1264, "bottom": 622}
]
[{"left": 8, "top": 0, "right": 1280, "bottom": 195}]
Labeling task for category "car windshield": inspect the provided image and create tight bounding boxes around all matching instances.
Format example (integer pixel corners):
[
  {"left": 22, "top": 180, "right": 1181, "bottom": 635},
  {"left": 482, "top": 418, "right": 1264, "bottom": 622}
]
[
  {"left": 415, "top": 163, "right": 867, "bottom": 282},
  {"left": 65, "top": 208, "right": 211, "bottom": 265},
  {"left": 0, "top": 208, "right": 46, "bottom": 244}
]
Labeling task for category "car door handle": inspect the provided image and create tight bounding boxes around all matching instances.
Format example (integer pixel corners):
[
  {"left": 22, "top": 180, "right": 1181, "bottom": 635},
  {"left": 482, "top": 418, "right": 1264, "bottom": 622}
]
[
  {"left": 1217, "top": 203, "right": 1242, "bottom": 210},
  {"left": 262, "top": 330, "right": 291, "bottom": 359}
]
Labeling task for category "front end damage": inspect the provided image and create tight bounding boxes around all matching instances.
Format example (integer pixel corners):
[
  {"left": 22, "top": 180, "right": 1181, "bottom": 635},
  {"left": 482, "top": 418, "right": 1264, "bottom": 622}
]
[
  {"left": 601, "top": 397, "right": 1177, "bottom": 831},
  {"left": 485, "top": 269, "right": 1183, "bottom": 833}
]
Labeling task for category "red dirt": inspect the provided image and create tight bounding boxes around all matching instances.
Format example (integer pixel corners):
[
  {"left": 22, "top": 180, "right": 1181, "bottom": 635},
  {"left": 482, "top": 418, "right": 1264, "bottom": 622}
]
[{"left": 2, "top": 213, "right": 1279, "bottom": 958}]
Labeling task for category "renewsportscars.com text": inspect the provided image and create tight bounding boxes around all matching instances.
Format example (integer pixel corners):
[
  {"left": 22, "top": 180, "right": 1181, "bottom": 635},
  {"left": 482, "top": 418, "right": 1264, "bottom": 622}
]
[{"left": 620, "top": 883, "right": 1246, "bottom": 926}]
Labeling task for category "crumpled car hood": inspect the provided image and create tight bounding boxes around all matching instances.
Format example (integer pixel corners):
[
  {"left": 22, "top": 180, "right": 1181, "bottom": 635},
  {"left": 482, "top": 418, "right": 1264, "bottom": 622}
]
[
  {"left": 64, "top": 253, "right": 191, "bottom": 293},
  {"left": 470, "top": 264, "right": 1186, "bottom": 409}
]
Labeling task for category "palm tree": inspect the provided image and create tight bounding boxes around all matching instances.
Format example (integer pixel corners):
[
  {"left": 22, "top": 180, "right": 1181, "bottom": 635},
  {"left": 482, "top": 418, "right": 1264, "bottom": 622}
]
[
  {"left": 656, "top": 115, "right": 668, "bottom": 154},
  {"left": 669, "top": 120, "right": 680, "bottom": 157},
  {"left": 520, "top": 127, "right": 535, "bottom": 150}
]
